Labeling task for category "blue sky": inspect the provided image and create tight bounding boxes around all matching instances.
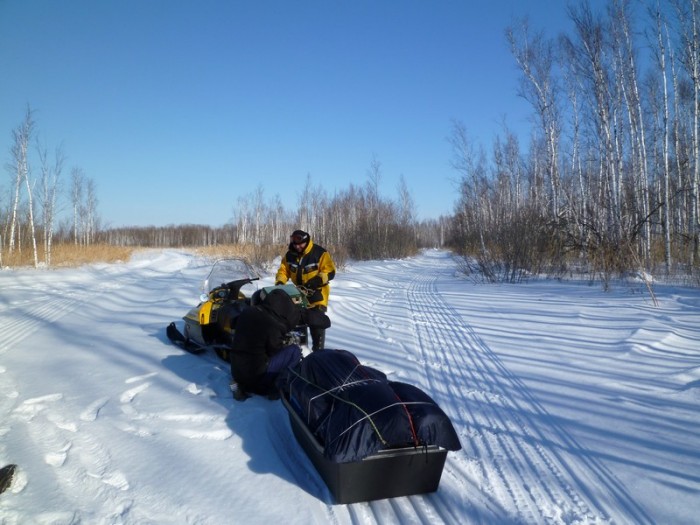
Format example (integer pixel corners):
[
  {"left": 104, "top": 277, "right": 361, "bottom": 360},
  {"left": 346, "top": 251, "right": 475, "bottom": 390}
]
[{"left": 0, "top": 1, "right": 606, "bottom": 228}]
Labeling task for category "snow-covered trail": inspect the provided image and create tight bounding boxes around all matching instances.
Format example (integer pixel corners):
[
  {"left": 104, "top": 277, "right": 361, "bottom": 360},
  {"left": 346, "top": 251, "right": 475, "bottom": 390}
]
[
  {"left": 331, "top": 251, "right": 620, "bottom": 524},
  {"left": 1, "top": 249, "right": 698, "bottom": 524}
]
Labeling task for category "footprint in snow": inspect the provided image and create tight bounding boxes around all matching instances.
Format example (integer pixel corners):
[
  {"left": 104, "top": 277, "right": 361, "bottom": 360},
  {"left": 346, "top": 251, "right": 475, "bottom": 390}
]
[
  {"left": 92, "top": 469, "right": 130, "bottom": 491},
  {"left": 12, "top": 393, "right": 63, "bottom": 421},
  {"left": 47, "top": 412, "right": 78, "bottom": 432},
  {"left": 45, "top": 442, "right": 72, "bottom": 467},
  {"left": 80, "top": 397, "right": 110, "bottom": 422},
  {"left": 119, "top": 382, "right": 150, "bottom": 404}
]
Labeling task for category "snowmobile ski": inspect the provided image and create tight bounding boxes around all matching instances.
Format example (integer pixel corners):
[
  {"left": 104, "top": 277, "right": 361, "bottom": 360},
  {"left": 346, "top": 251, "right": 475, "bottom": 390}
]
[
  {"left": 0, "top": 464, "right": 17, "bottom": 495},
  {"left": 166, "top": 322, "right": 206, "bottom": 354}
]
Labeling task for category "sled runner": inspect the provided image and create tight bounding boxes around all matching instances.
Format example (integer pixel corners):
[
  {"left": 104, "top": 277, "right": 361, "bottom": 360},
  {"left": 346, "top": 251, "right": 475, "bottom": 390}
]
[{"left": 278, "top": 349, "right": 461, "bottom": 503}]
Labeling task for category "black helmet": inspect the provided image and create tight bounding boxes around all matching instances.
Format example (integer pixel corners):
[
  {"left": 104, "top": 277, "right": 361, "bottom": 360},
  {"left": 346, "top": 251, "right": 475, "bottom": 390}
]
[{"left": 290, "top": 230, "right": 310, "bottom": 245}]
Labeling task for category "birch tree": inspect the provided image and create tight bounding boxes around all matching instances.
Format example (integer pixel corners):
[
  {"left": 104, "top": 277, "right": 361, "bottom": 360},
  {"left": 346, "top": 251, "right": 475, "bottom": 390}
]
[
  {"left": 84, "top": 177, "right": 98, "bottom": 245},
  {"left": 566, "top": 2, "right": 621, "bottom": 241},
  {"left": 23, "top": 147, "right": 39, "bottom": 267},
  {"left": 37, "top": 142, "right": 64, "bottom": 265},
  {"left": 649, "top": 5, "right": 674, "bottom": 272},
  {"left": 7, "top": 106, "right": 34, "bottom": 254},
  {"left": 611, "top": 0, "right": 652, "bottom": 264},
  {"left": 296, "top": 173, "right": 314, "bottom": 233},
  {"left": 234, "top": 196, "right": 250, "bottom": 244},
  {"left": 70, "top": 167, "right": 84, "bottom": 245},
  {"left": 506, "top": 19, "right": 561, "bottom": 217},
  {"left": 674, "top": 0, "right": 700, "bottom": 264}
]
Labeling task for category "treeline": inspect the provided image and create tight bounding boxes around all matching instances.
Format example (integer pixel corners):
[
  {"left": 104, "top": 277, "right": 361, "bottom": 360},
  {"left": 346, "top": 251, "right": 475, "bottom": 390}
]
[
  {"left": 102, "top": 165, "right": 450, "bottom": 264},
  {"left": 447, "top": 0, "right": 700, "bottom": 285}
]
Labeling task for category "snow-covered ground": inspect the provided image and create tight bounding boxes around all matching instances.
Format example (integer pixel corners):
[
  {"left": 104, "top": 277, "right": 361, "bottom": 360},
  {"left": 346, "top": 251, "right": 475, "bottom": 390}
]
[{"left": 0, "top": 249, "right": 698, "bottom": 524}]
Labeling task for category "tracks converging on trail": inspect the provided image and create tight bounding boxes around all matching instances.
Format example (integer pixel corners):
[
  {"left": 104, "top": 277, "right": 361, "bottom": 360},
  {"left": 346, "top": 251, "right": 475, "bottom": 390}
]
[{"left": 330, "top": 251, "right": 643, "bottom": 524}]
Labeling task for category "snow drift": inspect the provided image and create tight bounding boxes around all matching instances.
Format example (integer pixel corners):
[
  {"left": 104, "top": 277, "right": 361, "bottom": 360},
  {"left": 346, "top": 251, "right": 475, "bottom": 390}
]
[{"left": 0, "top": 249, "right": 698, "bottom": 524}]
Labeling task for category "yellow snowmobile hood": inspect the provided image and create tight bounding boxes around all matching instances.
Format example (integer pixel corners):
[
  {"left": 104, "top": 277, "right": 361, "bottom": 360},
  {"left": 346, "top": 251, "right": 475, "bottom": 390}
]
[{"left": 185, "top": 300, "right": 215, "bottom": 326}]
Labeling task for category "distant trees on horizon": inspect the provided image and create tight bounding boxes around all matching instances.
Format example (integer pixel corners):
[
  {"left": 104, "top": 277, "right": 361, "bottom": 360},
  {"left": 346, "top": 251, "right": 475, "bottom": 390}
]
[{"left": 101, "top": 167, "right": 450, "bottom": 265}]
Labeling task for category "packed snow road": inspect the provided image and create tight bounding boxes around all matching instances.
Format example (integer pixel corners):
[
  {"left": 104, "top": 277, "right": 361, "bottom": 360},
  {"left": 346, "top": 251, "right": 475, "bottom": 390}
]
[
  {"left": 1, "top": 249, "right": 698, "bottom": 524},
  {"left": 332, "top": 252, "right": 615, "bottom": 524}
]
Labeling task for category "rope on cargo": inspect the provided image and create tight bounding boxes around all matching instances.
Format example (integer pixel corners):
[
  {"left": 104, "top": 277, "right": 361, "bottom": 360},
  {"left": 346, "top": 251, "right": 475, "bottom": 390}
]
[
  {"left": 285, "top": 367, "right": 433, "bottom": 448},
  {"left": 284, "top": 368, "right": 390, "bottom": 445},
  {"left": 327, "top": 401, "right": 434, "bottom": 450}
]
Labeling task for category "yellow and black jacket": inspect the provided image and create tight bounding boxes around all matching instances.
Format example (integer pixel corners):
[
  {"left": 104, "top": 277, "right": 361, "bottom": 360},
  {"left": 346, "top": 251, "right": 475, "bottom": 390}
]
[{"left": 275, "top": 240, "right": 336, "bottom": 308}]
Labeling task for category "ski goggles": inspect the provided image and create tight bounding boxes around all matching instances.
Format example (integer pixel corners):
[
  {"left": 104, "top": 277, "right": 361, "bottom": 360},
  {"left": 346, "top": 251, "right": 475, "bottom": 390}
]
[{"left": 290, "top": 233, "right": 309, "bottom": 244}]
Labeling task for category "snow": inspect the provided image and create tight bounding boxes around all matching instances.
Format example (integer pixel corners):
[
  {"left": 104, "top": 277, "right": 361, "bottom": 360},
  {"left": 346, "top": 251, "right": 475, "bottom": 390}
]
[{"left": 1, "top": 249, "right": 698, "bottom": 524}]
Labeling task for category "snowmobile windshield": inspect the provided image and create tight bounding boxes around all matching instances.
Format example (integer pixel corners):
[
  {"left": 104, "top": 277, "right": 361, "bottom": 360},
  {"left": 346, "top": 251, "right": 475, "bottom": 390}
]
[{"left": 202, "top": 258, "right": 260, "bottom": 295}]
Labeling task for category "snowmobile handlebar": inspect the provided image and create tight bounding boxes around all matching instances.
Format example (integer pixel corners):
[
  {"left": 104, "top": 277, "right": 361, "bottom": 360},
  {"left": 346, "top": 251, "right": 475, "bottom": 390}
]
[
  {"left": 223, "top": 277, "right": 259, "bottom": 289},
  {"left": 210, "top": 277, "right": 260, "bottom": 301},
  {"left": 296, "top": 285, "right": 315, "bottom": 298}
]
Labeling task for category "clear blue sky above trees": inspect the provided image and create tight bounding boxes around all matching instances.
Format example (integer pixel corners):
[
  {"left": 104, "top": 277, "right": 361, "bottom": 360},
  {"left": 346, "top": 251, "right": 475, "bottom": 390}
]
[{"left": 1, "top": 0, "right": 611, "bottom": 227}]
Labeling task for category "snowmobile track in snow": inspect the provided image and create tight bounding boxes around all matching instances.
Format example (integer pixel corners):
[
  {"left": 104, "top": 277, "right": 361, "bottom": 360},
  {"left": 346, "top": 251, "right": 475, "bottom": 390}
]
[
  {"left": 355, "top": 252, "right": 651, "bottom": 524},
  {"left": 0, "top": 266, "right": 141, "bottom": 355}
]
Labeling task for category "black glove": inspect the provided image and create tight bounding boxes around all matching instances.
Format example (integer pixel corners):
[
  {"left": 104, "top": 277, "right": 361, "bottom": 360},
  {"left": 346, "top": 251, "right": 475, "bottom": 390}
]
[
  {"left": 305, "top": 276, "right": 323, "bottom": 289},
  {"left": 301, "top": 308, "right": 331, "bottom": 329}
]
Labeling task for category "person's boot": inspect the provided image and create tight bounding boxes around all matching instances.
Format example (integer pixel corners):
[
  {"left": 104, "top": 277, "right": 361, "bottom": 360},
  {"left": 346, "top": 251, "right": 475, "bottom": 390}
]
[
  {"left": 230, "top": 380, "right": 250, "bottom": 401},
  {"left": 310, "top": 327, "right": 325, "bottom": 351}
]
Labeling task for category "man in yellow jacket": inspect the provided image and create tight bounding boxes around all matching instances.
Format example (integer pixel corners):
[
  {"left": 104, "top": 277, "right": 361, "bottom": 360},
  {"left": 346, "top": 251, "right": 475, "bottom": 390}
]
[{"left": 275, "top": 229, "right": 336, "bottom": 351}]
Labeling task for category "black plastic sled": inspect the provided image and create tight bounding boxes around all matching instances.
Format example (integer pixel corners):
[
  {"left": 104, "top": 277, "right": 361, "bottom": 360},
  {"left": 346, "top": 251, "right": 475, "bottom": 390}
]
[{"left": 278, "top": 349, "right": 461, "bottom": 503}]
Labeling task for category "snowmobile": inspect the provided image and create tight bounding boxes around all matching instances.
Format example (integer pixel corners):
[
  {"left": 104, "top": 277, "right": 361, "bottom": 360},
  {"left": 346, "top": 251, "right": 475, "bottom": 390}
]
[{"left": 167, "top": 258, "right": 310, "bottom": 361}]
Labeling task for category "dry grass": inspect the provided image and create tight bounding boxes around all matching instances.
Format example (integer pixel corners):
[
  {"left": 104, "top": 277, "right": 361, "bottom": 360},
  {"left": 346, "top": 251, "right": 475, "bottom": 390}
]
[
  {"left": 1, "top": 244, "right": 137, "bottom": 268},
  {"left": 1, "top": 242, "right": 345, "bottom": 270},
  {"left": 197, "top": 243, "right": 347, "bottom": 271},
  {"left": 194, "top": 244, "right": 283, "bottom": 267},
  {"left": 52, "top": 244, "right": 137, "bottom": 266},
  {"left": 0, "top": 243, "right": 286, "bottom": 269}
]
